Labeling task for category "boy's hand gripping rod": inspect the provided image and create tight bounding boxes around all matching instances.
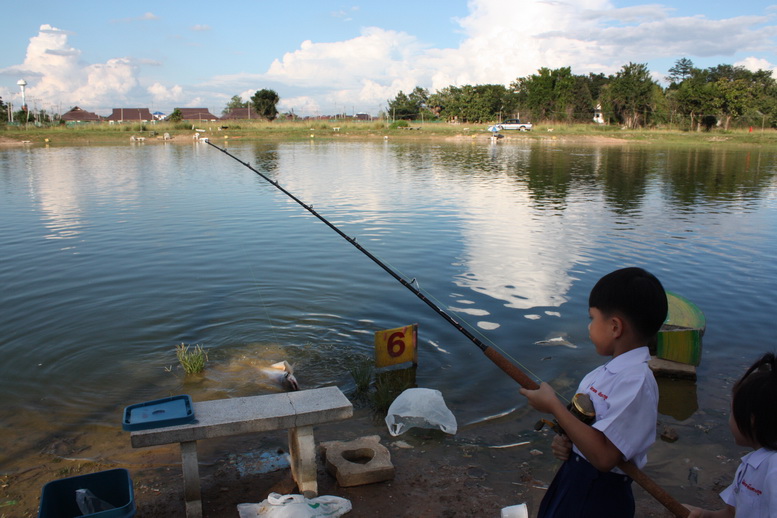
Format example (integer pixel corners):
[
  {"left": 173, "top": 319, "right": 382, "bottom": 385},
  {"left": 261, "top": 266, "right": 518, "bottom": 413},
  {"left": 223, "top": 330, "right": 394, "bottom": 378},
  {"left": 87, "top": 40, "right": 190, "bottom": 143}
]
[{"left": 207, "top": 141, "right": 689, "bottom": 518}]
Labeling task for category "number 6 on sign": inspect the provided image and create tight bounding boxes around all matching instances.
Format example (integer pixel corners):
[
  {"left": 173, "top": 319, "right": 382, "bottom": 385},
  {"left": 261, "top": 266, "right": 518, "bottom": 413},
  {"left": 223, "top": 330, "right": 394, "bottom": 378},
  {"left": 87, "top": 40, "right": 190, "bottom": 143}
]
[{"left": 374, "top": 324, "right": 418, "bottom": 368}]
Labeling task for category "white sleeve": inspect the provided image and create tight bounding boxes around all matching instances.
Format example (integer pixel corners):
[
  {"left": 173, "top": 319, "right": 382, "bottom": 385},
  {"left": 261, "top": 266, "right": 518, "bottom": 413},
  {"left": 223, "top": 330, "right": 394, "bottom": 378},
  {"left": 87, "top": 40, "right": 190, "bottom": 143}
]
[{"left": 592, "top": 373, "right": 657, "bottom": 463}]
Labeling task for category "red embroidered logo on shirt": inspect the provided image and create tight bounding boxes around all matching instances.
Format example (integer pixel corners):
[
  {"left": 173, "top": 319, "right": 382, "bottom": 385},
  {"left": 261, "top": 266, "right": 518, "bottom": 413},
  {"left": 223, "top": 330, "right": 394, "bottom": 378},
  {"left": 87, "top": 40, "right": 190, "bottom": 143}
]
[
  {"left": 588, "top": 386, "right": 608, "bottom": 400},
  {"left": 741, "top": 479, "right": 763, "bottom": 496}
]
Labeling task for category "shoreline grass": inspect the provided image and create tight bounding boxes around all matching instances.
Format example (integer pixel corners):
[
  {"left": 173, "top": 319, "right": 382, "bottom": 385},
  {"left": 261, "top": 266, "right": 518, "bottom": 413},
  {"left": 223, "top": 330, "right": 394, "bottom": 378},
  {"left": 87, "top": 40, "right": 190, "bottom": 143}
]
[{"left": 2, "top": 120, "right": 776, "bottom": 147}]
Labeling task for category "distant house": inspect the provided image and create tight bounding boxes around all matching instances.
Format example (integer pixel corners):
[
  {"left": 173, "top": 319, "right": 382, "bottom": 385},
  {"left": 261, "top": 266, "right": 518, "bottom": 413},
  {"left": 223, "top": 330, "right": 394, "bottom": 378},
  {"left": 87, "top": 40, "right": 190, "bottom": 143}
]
[
  {"left": 61, "top": 106, "right": 101, "bottom": 122},
  {"left": 175, "top": 108, "right": 218, "bottom": 122},
  {"left": 220, "top": 107, "right": 262, "bottom": 120},
  {"left": 106, "top": 108, "right": 153, "bottom": 122}
]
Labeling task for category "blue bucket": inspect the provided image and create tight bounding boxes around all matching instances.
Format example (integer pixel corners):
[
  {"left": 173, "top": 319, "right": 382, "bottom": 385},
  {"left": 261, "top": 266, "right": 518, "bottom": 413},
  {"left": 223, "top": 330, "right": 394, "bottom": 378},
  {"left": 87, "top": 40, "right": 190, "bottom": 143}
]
[{"left": 38, "top": 468, "right": 136, "bottom": 518}]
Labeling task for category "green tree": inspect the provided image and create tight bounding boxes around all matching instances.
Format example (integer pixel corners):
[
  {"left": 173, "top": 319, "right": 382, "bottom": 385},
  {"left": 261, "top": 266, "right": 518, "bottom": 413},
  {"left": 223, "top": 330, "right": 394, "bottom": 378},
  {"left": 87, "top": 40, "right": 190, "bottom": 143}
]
[
  {"left": 427, "top": 86, "right": 459, "bottom": 120},
  {"left": 222, "top": 95, "right": 248, "bottom": 116},
  {"left": 168, "top": 108, "right": 183, "bottom": 122},
  {"left": 387, "top": 87, "right": 430, "bottom": 120},
  {"left": 512, "top": 67, "right": 557, "bottom": 120},
  {"left": 13, "top": 109, "right": 30, "bottom": 124},
  {"left": 251, "top": 89, "right": 280, "bottom": 120},
  {"left": 427, "top": 84, "right": 515, "bottom": 123},
  {"left": 668, "top": 66, "right": 720, "bottom": 130},
  {"left": 585, "top": 73, "right": 609, "bottom": 104},
  {"left": 512, "top": 67, "right": 597, "bottom": 122},
  {"left": 0, "top": 97, "right": 6, "bottom": 124},
  {"left": 666, "top": 58, "right": 695, "bottom": 85},
  {"left": 668, "top": 63, "right": 777, "bottom": 130},
  {"left": 603, "top": 62, "right": 657, "bottom": 128}
]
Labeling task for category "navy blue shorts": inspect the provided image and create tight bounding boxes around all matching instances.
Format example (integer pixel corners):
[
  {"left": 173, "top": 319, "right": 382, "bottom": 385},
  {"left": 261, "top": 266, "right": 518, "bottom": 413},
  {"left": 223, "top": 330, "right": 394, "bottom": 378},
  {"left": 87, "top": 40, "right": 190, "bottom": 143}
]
[{"left": 538, "top": 453, "right": 634, "bottom": 518}]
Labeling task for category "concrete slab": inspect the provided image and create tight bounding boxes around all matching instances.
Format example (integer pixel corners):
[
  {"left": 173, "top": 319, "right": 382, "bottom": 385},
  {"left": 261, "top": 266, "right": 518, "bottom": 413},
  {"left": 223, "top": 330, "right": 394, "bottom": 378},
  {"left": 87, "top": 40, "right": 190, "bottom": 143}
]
[
  {"left": 649, "top": 356, "right": 697, "bottom": 380},
  {"left": 131, "top": 386, "right": 352, "bottom": 448},
  {"left": 128, "top": 387, "right": 353, "bottom": 518},
  {"left": 320, "top": 435, "right": 394, "bottom": 487}
]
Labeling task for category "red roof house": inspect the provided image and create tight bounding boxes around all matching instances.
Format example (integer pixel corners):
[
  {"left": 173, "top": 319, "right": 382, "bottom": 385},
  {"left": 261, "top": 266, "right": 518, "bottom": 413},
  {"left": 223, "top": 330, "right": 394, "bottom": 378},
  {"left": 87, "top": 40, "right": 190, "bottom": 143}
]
[
  {"left": 61, "top": 106, "right": 102, "bottom": 122},
  {"left": 220, "top": 107, "right": 262, "bottom": 120},
  {"left": 105, "top": 108, "right": 153, "bottom": 122},
  {"left": 175, "top": 108, "right": 218, "bottom": 122}
]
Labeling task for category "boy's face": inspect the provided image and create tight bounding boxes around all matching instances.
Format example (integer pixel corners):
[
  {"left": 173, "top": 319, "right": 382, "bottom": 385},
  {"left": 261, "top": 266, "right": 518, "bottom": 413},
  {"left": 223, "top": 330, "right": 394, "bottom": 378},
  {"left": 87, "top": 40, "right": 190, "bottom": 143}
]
[{"left": 588, "top": 307, "right": 616, "bottom": 356}]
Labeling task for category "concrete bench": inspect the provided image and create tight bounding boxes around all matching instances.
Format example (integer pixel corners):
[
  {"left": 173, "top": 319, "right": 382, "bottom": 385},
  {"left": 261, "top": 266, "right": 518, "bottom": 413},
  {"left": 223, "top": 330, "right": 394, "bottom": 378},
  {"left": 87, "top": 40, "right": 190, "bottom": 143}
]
[{"left": 130, "top": 386, "right": 353, "bottom": 518}]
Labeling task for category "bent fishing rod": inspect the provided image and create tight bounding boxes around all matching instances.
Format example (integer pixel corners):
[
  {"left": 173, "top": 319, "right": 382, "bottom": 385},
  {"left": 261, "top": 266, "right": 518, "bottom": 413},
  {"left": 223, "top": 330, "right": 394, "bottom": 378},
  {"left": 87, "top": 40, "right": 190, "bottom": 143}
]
[{"left": 206, "top": 141, "right": 689, "bottom": 518}]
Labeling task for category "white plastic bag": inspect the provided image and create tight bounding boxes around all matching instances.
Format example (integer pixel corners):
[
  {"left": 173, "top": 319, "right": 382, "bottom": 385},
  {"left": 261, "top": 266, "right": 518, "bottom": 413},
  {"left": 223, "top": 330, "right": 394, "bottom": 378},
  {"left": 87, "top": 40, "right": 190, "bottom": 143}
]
[
  {"left": 75, "top": 488, "right": 115, "bottom": 514},
  {"left": 385, "top": 388, "right": 457, "bottom": 436},
  {"left": 501, "top": 503, "right": 529, "bottom": 518},
  {"left": 237, "top": 492, "right": 352, "bottom": 518}
]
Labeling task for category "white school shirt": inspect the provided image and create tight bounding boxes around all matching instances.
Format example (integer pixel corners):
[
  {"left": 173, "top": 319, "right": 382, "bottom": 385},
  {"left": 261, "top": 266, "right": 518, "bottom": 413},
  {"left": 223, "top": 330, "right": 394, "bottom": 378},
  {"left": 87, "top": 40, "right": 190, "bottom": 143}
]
[
  {"left": 571, "top": 346, "right": 658, "bottom": 470},
  {"left": 720, "top": 448, "right": 777, "bottom": 517}
]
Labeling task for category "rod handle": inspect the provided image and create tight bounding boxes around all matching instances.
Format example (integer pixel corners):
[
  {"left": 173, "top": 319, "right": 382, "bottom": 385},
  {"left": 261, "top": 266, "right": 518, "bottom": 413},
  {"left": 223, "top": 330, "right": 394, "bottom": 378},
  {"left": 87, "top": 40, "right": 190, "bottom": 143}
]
[
  {"left": 483, "top": 346, "right": 540, "bottom": 390},
  {"left": 618, "top": 460, "right": 690, "bottom": 518}
]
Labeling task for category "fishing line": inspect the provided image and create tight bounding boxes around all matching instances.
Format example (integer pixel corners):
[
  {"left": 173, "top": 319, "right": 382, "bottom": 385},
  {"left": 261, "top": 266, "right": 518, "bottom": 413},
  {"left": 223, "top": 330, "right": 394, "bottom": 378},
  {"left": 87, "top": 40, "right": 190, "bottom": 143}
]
[
  {"left": 378, "top": 251, "right": 551, "bottom": 391},
  {"left": 206, "top": 141, "right": 691, "bottom": 517},
  {"left": 247, "top": 263, "right": 283, "bottom": 347},
  {"left": 206, "top": 140, "right": 543, "bottom": 392}
]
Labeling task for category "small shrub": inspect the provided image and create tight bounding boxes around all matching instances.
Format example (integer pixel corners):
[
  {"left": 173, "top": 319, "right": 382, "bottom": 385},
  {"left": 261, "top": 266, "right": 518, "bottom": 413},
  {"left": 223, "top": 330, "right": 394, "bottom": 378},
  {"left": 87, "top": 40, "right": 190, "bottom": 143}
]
[
  {"left": 348, "top": 360, "right": 374, "bottom": 395},
  {"left": 370, "top": 369, "right": 414, "bottom": 414},
  {"left": 176, "top": 343, "right": 208, "bottom": 374},
  {"left": 389, "top": 120, "right": 409, "bottom": 129}
]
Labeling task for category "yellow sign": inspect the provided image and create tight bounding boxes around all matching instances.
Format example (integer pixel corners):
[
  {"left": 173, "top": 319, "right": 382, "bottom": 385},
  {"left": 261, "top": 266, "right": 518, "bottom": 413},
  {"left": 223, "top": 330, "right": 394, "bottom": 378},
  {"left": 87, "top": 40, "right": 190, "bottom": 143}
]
[{"left": 374, "top": 324, "right": 418, "bottom": 368}]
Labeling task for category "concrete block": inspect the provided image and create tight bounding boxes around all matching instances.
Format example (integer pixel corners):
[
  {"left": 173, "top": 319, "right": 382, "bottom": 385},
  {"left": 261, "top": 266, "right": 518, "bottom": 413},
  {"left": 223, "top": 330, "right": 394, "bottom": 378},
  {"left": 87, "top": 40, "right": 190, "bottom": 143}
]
[{"left": 320, "top": 435, "right": 394, "bottom": 487}]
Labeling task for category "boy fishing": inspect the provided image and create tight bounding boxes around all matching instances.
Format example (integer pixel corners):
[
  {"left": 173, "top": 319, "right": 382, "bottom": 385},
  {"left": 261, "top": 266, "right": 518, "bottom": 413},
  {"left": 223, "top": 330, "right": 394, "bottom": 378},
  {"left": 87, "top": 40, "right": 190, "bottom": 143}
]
[{"left": 520, "top": 267, "right": 668, "bottom": 517}]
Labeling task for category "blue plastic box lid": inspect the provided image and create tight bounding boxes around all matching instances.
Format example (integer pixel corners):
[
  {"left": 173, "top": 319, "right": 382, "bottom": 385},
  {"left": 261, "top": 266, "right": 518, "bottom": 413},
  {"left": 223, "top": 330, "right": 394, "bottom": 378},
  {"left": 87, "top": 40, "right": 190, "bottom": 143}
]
[{"left": 122, "top": 395, "right": 194, "bottom": 431}]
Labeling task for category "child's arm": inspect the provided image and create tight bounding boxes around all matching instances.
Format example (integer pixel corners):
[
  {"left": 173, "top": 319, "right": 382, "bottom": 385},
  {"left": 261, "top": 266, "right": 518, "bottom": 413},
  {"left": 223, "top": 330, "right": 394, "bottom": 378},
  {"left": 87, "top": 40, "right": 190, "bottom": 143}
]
[
  {"left": 682, "top": 504, "right": 735, "bottom": 518},
  {"left": 520, "top": 382, "right": 623, "bottom": 472}
]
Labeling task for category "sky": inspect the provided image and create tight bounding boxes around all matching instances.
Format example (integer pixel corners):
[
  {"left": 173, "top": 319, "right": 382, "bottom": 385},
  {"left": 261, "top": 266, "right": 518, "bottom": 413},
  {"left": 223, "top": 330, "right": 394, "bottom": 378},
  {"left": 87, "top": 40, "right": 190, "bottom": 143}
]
[{"left": 1, "top": 0, "right": 776, "bottom": 117}]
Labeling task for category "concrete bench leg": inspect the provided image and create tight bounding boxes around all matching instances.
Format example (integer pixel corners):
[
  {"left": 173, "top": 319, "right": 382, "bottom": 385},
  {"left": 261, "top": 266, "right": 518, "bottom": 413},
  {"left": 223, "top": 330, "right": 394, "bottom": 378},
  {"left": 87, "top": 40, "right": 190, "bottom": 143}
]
[
  {"left": 288, "top": 425, "right": 317, "bottom": 497},
  {"left": 180, "top": 440, "right": 202, "bottom": 518}
]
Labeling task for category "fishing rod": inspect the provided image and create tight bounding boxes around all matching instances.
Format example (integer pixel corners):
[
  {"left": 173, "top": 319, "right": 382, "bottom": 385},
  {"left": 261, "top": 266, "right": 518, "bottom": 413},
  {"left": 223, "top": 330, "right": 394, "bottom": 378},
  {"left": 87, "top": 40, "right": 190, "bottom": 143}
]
[
  {"left": 206, "top": 141, "right": 536, "bottom": 388},
  {"left": 206, "top": 141, "right": 689, "bottom": 518}
]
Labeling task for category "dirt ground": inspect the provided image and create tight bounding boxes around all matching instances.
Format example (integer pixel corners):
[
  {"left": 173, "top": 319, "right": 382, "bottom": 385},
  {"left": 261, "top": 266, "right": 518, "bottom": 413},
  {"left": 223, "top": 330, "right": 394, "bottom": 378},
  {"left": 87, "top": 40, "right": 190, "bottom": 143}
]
[{"left": 1, "top": 398, "right": 732, "bottom": 518}]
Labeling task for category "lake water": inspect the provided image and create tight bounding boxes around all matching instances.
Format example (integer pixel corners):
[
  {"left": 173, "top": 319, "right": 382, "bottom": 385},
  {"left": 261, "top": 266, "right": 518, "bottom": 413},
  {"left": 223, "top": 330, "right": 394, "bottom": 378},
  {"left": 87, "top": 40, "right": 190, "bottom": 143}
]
[{"left": 1, "top": 138, "right": 777, "bottom": 480}]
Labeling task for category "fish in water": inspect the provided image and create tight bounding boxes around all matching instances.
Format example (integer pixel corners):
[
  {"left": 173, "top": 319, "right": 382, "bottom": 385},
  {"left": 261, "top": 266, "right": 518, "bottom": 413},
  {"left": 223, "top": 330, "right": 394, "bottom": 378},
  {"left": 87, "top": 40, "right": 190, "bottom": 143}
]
[
  {"left": 534, "top": 337, "right": 578, "bottom": 349},
  {"left": 259, "top": 360, "right": 300, "bottom": 391}
]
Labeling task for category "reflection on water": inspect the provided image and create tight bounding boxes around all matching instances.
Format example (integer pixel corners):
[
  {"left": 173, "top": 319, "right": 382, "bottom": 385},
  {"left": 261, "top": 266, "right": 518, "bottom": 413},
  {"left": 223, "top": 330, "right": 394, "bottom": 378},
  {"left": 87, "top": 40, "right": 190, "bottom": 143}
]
[
  {"left": 657, "top": 376, "right": 699, "bottom": 421},
  {"left": 1, "top": 140, "right": 776, "bottom": 481}
]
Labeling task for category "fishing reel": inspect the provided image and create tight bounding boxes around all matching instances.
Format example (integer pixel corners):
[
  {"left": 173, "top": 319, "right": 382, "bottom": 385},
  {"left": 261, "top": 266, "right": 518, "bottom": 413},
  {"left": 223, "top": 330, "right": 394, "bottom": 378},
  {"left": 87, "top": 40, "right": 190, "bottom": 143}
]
[{"left": 534, "top": 392, "right": 596, "bottom": 435}]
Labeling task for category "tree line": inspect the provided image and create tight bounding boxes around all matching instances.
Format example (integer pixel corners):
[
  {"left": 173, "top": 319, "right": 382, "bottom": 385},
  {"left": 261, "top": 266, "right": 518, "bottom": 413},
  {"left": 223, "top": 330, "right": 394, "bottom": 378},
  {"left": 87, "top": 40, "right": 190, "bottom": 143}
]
[
  {"left": 218, "top": 89, "right": 280, "bottom": 120},
  {"left": 387, "top": 59, "right": 777, "bottom": 130}
]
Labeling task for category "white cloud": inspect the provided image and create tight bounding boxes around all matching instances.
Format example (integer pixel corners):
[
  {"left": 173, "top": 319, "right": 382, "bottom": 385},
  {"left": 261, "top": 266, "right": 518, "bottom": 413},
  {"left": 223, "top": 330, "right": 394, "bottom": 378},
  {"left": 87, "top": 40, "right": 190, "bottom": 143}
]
[
  {"left": 113, "top": 12, "right": 159, "bottom": 23},
  {"left": 262, "top": 0, "right": 777, "bottom": 113},
  {"left": 266, "top": 27, "right": 425, "bottom": 89},
  {"left": 736, "top": 56, "right": 777, "bottom": 77},
  {"left": 278, "top": 95, "right": 320, "bottom": 115},
  {"left": 2, "top": 2, "right": 777, "bottom": 116},
  {"left": 0, "top": 25, "right": 148, "bottom": 111},
  {"left": 148, "top": 82, "right": 184, "bottom": 103}
]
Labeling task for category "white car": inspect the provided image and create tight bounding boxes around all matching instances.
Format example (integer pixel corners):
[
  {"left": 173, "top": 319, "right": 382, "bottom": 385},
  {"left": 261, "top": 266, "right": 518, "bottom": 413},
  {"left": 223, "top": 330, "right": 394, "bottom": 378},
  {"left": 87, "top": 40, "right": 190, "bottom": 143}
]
[{"left": 488, "top": 119, "right": 533, "bottom": 132}]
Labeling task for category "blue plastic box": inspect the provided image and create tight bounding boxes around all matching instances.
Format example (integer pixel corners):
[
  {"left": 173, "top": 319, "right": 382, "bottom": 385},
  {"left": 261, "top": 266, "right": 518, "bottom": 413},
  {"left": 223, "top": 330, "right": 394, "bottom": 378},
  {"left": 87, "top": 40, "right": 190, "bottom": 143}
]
[
  {"left": 38, "top": 468, "right": 135, "bottom": 518},
  {"left": 122, "top": 394, "right": 194, "bottom": 431}
]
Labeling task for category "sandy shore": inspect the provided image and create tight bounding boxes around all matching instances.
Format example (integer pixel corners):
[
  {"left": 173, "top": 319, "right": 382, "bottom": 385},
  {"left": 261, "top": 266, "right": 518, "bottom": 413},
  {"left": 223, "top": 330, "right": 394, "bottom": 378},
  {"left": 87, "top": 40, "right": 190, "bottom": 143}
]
[{"left": 0, "top": 395, "right": 737, "bottom": 518}]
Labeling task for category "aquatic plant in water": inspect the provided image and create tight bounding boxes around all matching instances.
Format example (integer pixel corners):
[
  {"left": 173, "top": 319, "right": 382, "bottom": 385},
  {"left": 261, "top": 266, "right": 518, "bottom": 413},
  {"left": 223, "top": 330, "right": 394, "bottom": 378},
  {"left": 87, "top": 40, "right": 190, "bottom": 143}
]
[
  {"left": 176, "top": 343, "right": 208, "bottom": 374},
  {"left": 348, "top": 360, "right": 374, "bottom": 395}
]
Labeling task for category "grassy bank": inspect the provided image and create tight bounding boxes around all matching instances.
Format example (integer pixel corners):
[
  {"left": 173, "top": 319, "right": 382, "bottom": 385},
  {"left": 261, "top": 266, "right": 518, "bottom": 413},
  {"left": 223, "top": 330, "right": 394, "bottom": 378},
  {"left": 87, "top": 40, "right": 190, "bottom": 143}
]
[{"left": 2, "top": 120, "right": 776, "bottom": 146}]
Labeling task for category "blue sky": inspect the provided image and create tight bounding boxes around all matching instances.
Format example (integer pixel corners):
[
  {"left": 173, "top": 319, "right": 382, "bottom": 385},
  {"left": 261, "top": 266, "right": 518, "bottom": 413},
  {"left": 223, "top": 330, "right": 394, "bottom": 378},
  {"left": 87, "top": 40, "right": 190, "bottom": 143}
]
[{"left": 1, "top": 0, "right": 776, "bottom": 117}]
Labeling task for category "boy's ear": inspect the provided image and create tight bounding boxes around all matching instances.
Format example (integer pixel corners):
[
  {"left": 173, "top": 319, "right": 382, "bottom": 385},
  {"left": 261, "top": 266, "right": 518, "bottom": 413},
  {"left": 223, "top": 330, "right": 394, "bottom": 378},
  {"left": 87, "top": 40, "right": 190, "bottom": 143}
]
[{"left": 610, "top": 315, "right": 625, "bottom": 338}]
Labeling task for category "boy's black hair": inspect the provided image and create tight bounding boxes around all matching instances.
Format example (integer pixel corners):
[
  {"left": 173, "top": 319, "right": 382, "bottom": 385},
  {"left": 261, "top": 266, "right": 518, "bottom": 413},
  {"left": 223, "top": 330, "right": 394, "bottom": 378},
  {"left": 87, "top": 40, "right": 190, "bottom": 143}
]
[
  {"left": 588, "top": 267, "right": 668, "bottom": 341},
  {"left": 732, "top": 353, "right": 777, "bottom": 450}
]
